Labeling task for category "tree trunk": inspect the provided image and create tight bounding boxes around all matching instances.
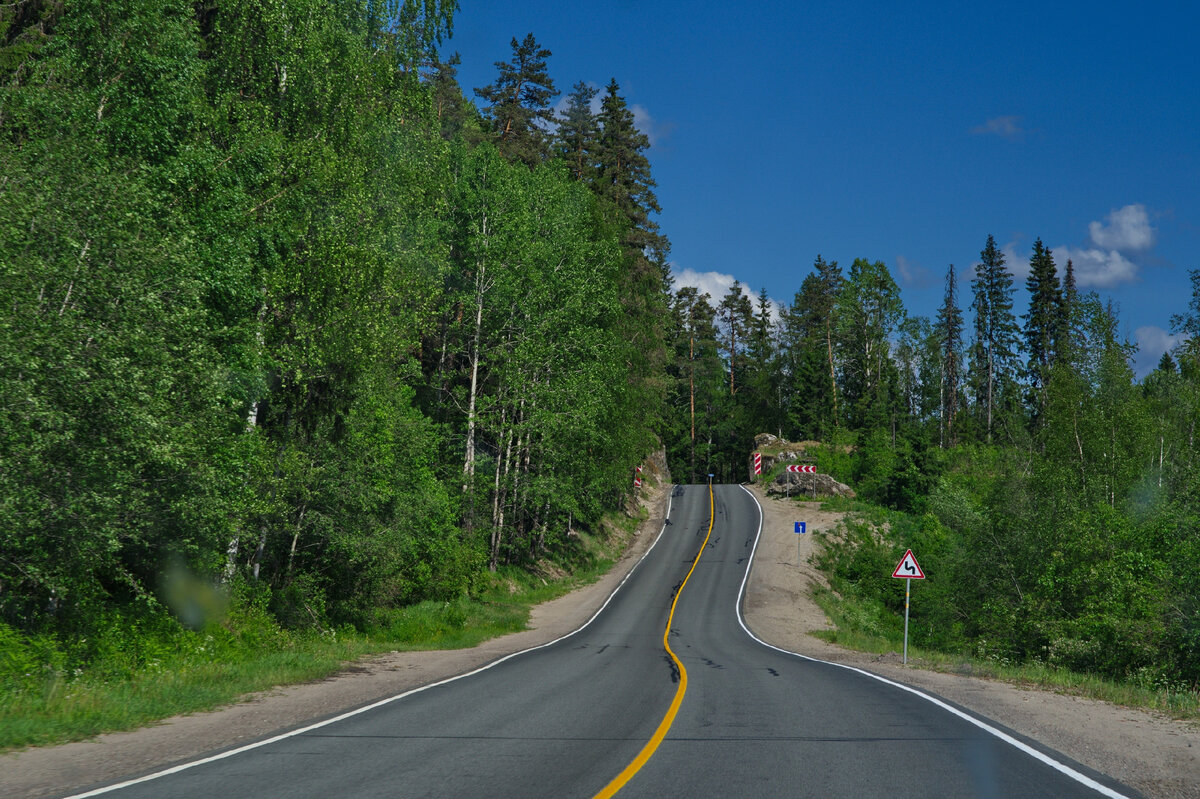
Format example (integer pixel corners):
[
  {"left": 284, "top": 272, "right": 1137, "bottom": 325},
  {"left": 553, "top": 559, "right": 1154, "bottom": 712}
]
[
  {"left": 689, "top": 334, "right": 696, "bottom": 483},
  {"left": 986, "top": 343, "right": 995, "bottom": 445},
  {"left": 225, "top": 291, "right": 269, "bottom": 582},
  {"left": 825, "top": 319, "right": 838, "bottom": 426}
]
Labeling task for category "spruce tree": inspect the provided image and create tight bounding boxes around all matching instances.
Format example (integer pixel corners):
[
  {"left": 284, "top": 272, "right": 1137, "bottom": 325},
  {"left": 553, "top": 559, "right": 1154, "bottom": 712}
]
[
  {"left": 474, "top": 33, "right": 557, "bottom": 166},
  {"left": 590, "top": 78, "right": 671, "bottom": 445},
  {"left": 1158, "top": 350, "right": 1177, "bottom": 373},
  {"left": 555, "top": 81, "right": 599, "bottom": 181},
  {"left": 1023, "top": 238, "right": 1062, "bottom": 427},
  {"left": 594, "top": 78, "right": 666, "bottom": 260},
  {"left": 968, "top": 234, "right": 1020, "bottom": 443},
  {"left": 744, "top": 287, "right": 782, "bottom": 435},
  {"left": 935, "top": 264, "right": 964, "bottom": 447},
  {"left": 780, "top": 255, "right": 843, "bottom": 437}
]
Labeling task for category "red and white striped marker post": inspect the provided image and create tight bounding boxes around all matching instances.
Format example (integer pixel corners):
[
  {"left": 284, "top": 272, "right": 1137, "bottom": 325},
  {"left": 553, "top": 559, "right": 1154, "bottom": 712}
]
[
  {"left": 633, "top": 465, "right": 642, "bottom": 488},
  {"left": 753, "top": 452, "right": 762, "bottom": 477}
]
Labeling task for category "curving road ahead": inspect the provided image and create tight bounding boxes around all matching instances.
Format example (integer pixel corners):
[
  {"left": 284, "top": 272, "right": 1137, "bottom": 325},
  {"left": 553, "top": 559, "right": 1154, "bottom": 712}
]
[{"left": 70, "top": 484, "right": 1137, "bottom": 798}]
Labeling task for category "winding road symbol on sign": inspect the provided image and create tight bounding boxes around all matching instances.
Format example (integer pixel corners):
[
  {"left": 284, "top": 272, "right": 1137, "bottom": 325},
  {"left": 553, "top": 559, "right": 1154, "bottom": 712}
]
[{"left": 892, "top": 549, "right": 925, "bottom": 579}]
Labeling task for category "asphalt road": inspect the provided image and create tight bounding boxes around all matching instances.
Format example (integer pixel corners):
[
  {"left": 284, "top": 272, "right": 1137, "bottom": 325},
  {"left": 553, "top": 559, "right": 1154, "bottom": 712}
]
[{"left": 69, "top": 484, "right": 1138, "bottom": 799}]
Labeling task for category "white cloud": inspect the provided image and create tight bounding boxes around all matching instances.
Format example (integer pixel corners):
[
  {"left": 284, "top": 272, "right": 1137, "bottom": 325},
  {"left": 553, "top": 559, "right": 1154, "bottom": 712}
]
[
  {"left": 1134, "top": 325, "right": 1182, "bottom": 378},
  {"left": 671, "top": 266, "right": 782, "bottom": 322},
  {"left": 1055, "top": 246, "right": 1139, "bottom": 289},
  {"left": 1088, "top": 204, "right": 1155, "bottom": 251},
  {"left": 970, "top": 116, "right": 1026, "bottom": 139},
  {"left": 631, "top": 103, "right": 672, "bottom": 148},
  {"left": 895, "top": 255, "right": 936, "bottom": 289}
]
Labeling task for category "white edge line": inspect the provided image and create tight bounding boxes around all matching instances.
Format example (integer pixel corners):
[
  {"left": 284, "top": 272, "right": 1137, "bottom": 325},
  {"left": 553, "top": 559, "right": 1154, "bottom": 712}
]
[
  {"left": 733, "top": 484, "right": 1131, "bottom": 799},
  {"left": 64, "top": 491, "right": 678, "bottom": 798}
]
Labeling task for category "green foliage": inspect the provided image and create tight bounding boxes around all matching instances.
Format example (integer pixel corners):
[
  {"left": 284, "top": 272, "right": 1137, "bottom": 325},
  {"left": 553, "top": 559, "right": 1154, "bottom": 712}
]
[
  {"left": 474, "top": 33, "right": 557, "bottom": 165},
  {"left": 2, "top": 0, "right": 674, "bottom": 693}
]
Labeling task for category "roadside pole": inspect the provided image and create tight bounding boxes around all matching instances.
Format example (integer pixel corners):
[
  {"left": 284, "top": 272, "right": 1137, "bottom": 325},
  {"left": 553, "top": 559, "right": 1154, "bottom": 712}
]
[{"left": 891, "top": 550, "right": 925, "bottom": 665}]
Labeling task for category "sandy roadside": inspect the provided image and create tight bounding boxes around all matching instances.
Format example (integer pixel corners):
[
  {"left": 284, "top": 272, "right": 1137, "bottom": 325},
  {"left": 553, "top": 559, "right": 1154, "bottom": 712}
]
[
  {"left": 740, "top": 481, "right": 1200, "bottom": 799},
  {"left": 4, "top": 480, "right": 1198, "bottom": 798}
]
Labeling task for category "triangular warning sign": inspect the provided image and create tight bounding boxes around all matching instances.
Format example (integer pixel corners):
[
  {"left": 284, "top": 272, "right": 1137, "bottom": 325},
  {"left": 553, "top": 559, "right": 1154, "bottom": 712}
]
[{"left": 892, "top": 549, "right": 925, "bottom": 579}]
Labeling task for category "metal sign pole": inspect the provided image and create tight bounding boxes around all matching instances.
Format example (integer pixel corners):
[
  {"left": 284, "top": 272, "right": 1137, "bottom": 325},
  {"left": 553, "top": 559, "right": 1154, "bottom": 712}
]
[{"left": 903, "top": 577, "right": 911, "bottom": 665}]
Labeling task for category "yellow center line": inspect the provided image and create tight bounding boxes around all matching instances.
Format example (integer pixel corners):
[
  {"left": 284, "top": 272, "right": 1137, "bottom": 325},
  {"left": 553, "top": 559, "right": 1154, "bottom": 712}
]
[{"left": 593, "top": 482, "right": 715, "bottom": 799}]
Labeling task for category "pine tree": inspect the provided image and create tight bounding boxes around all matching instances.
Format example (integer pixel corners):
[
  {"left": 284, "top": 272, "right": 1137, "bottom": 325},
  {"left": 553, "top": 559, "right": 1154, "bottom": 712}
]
[
  {"left": 669, "top": 287, "right": 722, "bottom": 482},
  {"left": 935, "top": 264, "right": 964, "bottom": 447},
  {"left": 968, "top": 234, "right": 1020, "bottom": 444},
  {"left": 1024, "top": 238, "right": 1062, "bottom": 428},
  {"left": 718, "top": 281, "right": 754, "bottom": 396},
  {"left": 555, "top": 81, "right": 599, "bottom": 181},
  {"left": 474, "top": 33, "right": 558, "bottom": 166},
  {"left": 426, "top": 51, "right": 478, "bottom": 142}
]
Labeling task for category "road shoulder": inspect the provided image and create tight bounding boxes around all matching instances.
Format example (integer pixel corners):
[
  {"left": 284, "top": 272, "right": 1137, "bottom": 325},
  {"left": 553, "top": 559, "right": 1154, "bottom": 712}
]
[{"left": 740, "top": 481, "right": 1199, "bottom": 799}]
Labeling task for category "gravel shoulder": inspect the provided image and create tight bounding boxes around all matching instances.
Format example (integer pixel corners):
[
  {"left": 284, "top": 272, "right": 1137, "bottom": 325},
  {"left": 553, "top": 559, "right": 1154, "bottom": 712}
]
[
  {"left": 4, "top": 481, "right": 1198, "bottom": 798},
  {"left": 740, "top": 482, "right": 1199, "bottom": 799}
]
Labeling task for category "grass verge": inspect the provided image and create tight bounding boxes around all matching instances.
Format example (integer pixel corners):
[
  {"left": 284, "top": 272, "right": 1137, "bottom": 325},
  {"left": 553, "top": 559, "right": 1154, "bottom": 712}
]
[
  {"left": 810, "top": 584, "right": 1200, "bottom": 721},
  {"left": 0, "top": 501, "right": 651, "bottom": 752}
]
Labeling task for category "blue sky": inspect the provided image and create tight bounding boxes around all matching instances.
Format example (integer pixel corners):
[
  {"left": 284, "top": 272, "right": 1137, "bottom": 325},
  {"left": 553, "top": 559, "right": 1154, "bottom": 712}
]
[{"left": 446, "top": 0, "right": 1198, "bottom": 376}]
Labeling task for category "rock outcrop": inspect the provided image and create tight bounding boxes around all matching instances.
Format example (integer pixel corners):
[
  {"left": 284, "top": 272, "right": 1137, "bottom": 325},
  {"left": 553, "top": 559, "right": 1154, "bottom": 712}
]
[
  {"left": 750, "top": 434, "right": 856, "bottom": 499},
  {"left": 766, "top": 471, "right": 856, "bottom": 499}
]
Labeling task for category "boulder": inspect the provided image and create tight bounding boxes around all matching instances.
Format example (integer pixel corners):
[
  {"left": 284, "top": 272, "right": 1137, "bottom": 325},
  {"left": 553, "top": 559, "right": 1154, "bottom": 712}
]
[
  {"left": 753, "top": 432, "right": 779, "bottom": 448},
  {"left": 765, "top": 471, "right": 856, "bottom": 499}
]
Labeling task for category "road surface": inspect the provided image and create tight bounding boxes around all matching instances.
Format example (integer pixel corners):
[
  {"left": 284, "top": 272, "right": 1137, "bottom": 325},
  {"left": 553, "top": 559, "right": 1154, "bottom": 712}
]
[{"left": 68, "top": 484, "right": 1136, "bottom": 798}]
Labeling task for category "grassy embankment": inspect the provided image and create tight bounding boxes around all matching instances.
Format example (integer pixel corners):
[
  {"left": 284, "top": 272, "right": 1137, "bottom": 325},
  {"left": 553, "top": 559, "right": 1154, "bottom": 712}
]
[
  {"left": 0, "top": 504, "right": 650, "bottom": 752},
  {"left": 799, "top": 495, "right": 1200, "bottom": 721}
]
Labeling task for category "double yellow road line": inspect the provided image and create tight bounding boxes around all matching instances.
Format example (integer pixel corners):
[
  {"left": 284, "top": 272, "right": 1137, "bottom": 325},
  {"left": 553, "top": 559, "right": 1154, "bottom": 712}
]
[{"left": 593, "top": 483, "right": 715, "bottom": 798}]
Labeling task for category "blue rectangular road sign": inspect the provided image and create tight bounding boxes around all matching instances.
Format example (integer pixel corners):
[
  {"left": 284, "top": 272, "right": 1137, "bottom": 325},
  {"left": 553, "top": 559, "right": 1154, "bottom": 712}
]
[{"left": 794, "top": 522, "right": 806, "bottom": 534}]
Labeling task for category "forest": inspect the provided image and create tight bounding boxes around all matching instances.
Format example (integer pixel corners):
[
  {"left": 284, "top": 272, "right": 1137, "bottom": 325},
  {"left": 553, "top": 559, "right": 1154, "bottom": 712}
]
[{"left": 2, "top": 0, "right": 1197, "bottom": 697}]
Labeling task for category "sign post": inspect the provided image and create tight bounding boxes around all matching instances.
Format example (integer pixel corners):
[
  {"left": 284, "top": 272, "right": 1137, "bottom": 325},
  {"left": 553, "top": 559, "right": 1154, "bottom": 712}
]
[
  {"left": 794, "top": 521, "right": 806, "bottom": 564},
  {"left": 891, "top": 549, "right": 925, "bottom": 665}
]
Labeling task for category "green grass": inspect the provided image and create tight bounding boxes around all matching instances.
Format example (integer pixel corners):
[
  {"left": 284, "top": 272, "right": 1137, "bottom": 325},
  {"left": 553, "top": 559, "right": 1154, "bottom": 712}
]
[
  {"left": 0, "top": 510, "right": 642, "bottom": 752},
  {"left": 809, "top": 584, "right": 1200, "bottom": 722}
]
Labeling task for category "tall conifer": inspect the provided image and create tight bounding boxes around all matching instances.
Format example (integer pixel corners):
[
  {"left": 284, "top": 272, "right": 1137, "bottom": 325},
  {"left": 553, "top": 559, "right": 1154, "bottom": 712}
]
[
  {"left": 474, "top": 33, "right": 557, "bottom": 165},
  {"left": 594, "top": 78, "right": 665, "bottom": 260},
  {"left": 555, "top": 81, "right": 599, "bottom": 181},
  {"left": 968, "top": 234, "right": 1020, "bottom": 443},
  {"left": 426, "top": 51, "right": 477, "bottom": 142},
  {"left": 1024, "top": 238, "right": 1062, "bottom": 427},
  {"left": 718, "top": 281, "right": 754, "bottom": 396},
  {"left": 936, "top": 264, "right": 964, "bottom": 447}
]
